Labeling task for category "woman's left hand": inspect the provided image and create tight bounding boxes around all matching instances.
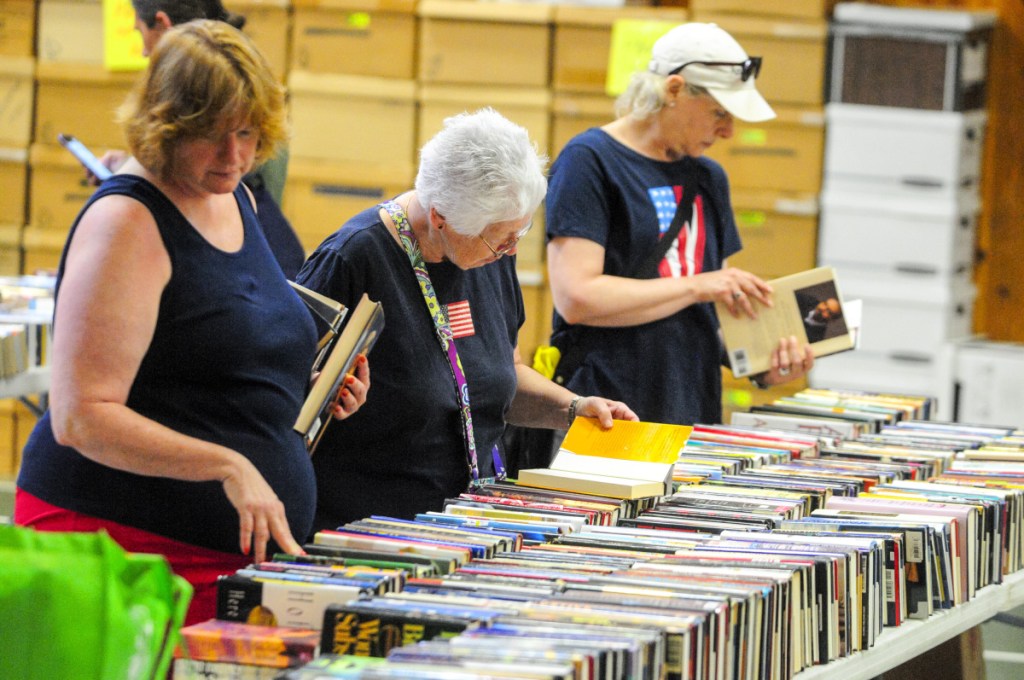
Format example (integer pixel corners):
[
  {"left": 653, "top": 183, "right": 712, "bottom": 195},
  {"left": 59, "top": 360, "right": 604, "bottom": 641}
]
[
  {"left": 574, "top": 396, "right": 639, "bottom": 428},
  {"left": 761, "top": 335, "right": 814, "bottom": 386},
  {"left": 331, "top": 355, "right": 370, "bottom": 420}
]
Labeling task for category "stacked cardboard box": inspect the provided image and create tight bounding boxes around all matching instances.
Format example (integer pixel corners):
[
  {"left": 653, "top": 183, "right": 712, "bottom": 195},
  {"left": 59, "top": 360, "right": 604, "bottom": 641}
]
[
  {"left": 689, "top": 0, "right": 834, "bottom": 416},
  {"left": 285, "top": 0, "right": 418, "bottom": 253}
]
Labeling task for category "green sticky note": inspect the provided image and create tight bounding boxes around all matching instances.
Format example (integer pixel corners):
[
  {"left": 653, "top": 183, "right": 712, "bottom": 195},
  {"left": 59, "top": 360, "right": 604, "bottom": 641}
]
[
  {"left": 605, "top": 19, "right": 680, "bottom": 97},
  {"left": 103, "top": 0, "right": 148, "bottom": 72},
  {"left": 740, "top": 128, "right": 768, "bottom": 146},
  {"left": 725, "top": 388, "right": 754, "bottom": 409},
  {"left": 737, "top": 210, "right": 767, "bottom": 228},
  {"left": 347, "top": 12, "right": 372, "bottom": 30}
]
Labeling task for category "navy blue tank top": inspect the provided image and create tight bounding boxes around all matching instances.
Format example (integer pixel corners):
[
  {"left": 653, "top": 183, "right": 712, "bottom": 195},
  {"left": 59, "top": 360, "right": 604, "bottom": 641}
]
[{"left": 17, "top": 175, "right": 318, "bottom": 554}]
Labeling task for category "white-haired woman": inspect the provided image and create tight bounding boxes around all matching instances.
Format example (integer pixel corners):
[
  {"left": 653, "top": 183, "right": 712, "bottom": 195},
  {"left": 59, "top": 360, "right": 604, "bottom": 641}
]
[
  {"left": 297, "top": 108, "right": 636, "bottom": 532},
  {"left": 545, "top": 23, "right": 814, "bottom": 427}
]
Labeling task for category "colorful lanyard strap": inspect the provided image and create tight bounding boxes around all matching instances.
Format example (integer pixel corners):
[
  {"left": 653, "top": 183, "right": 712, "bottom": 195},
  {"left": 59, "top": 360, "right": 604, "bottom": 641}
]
[{"left": 381, "top": 200, "right": 505, "bottom": 483}]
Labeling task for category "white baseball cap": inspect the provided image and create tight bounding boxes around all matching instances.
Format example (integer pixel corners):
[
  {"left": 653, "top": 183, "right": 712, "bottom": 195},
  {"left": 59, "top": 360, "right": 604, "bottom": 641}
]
[{"left": 648, "top": 23, "right": 776, "bottom": 123}]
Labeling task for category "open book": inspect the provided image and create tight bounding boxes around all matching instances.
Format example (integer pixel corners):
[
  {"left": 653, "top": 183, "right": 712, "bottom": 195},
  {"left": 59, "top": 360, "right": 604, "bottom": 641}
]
[
  {"left": 294, "top": 293, "right": 384, "bottom": 453},
  {"left": 717, "top": 266, "right": 855, "bottom": 378},
  {"left": 515, "top": 417, "right": 692, "bottom": 499}
]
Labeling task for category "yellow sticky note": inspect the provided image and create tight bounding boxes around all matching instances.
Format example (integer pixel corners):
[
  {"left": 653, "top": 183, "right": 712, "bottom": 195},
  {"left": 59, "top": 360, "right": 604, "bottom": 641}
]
[
  {"left": 104, "top": 0, "right": 148, "bottom": 72},
  {"left": 605, "top": 19, "right": 680, "bottom": 97},
  {"left": 562, "top": 417, "right": 692, "bottom": 464}
]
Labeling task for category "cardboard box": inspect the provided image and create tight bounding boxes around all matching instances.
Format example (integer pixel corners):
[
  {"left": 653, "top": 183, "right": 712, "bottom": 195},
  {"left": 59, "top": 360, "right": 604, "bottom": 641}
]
[
  {"left": 830, "top": 265, "right": 975, "bottom": 360},
  {"left": 0, "top": 146, "right": 27, "bottom": 225},
  {"left": 725, "top": 189, "right": 818, "bottom": 281},
  {"left": 29, "top": 143, "right": 98, "bottom": 232},
  {"left": 14, "top": 398, "right": 38, "bottom": 470},
  {"left": 549, "top": 92, "right": 616, "bottom": 160},
  {"left": 418, "top": 0, "right": 552, "bottom": 87},
  {"left": 235, "top": 0, "right": 292, "bottom": 82},
  {"left": 288, "top": 70, "right": 417, "bottom": 170},
  {"left": 824, "top": 103, "right": 986, "bottom": 197},
  {"left": 417, "top": 84, "right": 551, "bottom": 159},
  {"left": 21, "top": 224, "right": 66, "bottom": 274},
  {"left": 282, "top": 156, "right": 412, "bottom": 254},
  {"left": 515, "top": 207, "right": 545, "bottom": 277},
  {"left": 705, "top": 105, "right": 824, "bottom": 193},
  {"left": 691, "top": 12, "right": 827, "bottom": 106},
  {"left": 37, "top": 0, "right": 102, "bottom": 64},
  {"left": 721, "top": 367, "right": 806, "bottom": 422},
  {"left": 519, "top": 278, "right": 553, "bottom": 365},
  {"left": 291, "top": 0, "right": 417, "bottom": 79},
  {"left": 552, "top": 5, "right": 687, "bottom": 94},
  {"left": 0, "top": 0, "right": 37, "bottom": 57},
  {"left": 829, "top": 3, "right": 995, "bottom": 112},
  {"left": 0, "top": 55, "right": 32, "bottom": 146},
  {"left": 0, "top": 398, "right": 17, "bottom": 477},
  {"left": 820, "top": 186, "right": 978, "bottom": 276},
  {"left": 0, "top": 224, "right": 20, "bottom": 276},
  {"left": 35, "top": 62, "right": 136, "bottom": 150},
  {"left": 691, "top": 0, "right": 836, "bottom": 20},
  {"left": 808, "top": 344, "right": 957, "bottom": 420}
]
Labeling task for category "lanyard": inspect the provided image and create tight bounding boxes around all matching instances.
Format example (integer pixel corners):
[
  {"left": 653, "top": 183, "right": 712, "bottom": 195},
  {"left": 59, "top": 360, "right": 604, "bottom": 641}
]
[{"left": 381, "top": 200, "right": 505, "bottom": 482}]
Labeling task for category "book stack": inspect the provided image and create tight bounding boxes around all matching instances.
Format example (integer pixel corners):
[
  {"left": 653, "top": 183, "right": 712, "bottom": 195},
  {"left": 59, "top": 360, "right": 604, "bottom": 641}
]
[{"left": 182, "top": 387, "right": 1024, "bottom": 679}]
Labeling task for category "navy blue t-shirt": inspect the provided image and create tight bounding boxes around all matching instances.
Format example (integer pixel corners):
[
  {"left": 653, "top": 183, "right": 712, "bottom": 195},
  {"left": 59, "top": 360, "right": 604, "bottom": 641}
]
[
  {"left": 296, "top": 206, "right": 525, "bottom": 532},
  {"left": 546, "top": 128, "right": 742, "bottom": 425},
  {"left": 17, "top": 175, "right": 318, "bottom": 554}
]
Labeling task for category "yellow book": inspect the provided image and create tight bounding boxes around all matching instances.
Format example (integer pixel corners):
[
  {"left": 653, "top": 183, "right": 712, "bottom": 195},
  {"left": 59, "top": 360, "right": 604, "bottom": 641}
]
[{"left": 515, "top": 417, "right": 692, "bottom": 500}]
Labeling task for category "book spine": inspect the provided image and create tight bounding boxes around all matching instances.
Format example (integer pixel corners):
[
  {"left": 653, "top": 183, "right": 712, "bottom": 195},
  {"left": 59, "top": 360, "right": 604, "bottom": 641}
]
[{"left": 319, "top": 606, "right": 469, "bottom": 657}]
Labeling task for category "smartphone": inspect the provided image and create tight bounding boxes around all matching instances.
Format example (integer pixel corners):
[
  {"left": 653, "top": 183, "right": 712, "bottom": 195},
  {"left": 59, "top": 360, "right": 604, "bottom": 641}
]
[{"left": 57, "top": 133, "right": 113, "bottom": 181}]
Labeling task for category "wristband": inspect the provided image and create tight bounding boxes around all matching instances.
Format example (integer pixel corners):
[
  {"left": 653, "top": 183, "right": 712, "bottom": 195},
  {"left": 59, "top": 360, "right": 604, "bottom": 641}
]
[{"left": 567, "top": 395, "right": 583, "bottom": 427}]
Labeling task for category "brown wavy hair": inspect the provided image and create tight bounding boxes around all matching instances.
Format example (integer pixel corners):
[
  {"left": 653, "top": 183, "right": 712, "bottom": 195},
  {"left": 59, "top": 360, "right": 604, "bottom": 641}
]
[{"left": 117, "top": 20, "right": 287, "bottom": 181}]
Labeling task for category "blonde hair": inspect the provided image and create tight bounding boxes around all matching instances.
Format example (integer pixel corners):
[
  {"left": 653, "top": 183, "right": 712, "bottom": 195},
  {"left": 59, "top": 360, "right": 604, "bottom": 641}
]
[
  {"left": 118, "top": 20, "right": 286, "bottom": 180},
  {"left": 615, "top": 71, "right": 709, "bottom": 120}
]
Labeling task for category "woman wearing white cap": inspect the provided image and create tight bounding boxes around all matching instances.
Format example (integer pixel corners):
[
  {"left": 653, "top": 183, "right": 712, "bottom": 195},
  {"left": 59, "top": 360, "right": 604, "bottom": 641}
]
[{"left": 544, "top": 22, "right": 813, "bottom": 426}]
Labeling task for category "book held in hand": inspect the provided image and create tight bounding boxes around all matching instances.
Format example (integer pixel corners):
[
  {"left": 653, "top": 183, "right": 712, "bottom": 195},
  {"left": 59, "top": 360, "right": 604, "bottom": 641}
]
[
  {"left": 717, "top": 266, "right": 856, "bottom": 377},
  {"left": 294, "top": 293, "right": 384, "bottom": 453}
]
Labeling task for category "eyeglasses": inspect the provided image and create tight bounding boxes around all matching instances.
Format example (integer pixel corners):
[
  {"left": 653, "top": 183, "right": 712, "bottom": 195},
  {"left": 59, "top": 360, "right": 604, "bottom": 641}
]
[
  {"left": 478, "top": 221, "right": 533, "bottom": 258},
  {"left": 668, "top": 56, "right": 762, "bottom": 82}
]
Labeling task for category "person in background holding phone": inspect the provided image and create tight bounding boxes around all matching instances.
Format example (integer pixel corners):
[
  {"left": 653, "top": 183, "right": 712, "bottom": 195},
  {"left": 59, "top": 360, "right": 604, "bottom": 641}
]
[
  {"left": 296, "top": 108, "right": 636, "bottom": 533},
  {"left": 82, "top": 0, "right": 306, "bottom": 280},
  {"left": 15, "top": 21, "right": 368, "bottom": 626},
  {"left": 544, "top": 23, "right": 814, "bottom": 429}
]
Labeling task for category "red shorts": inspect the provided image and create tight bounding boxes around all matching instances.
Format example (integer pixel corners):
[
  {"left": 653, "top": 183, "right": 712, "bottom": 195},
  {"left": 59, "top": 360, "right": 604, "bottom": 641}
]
[{"left": 15, "top": 488, "right": 250, "bottom": 627}]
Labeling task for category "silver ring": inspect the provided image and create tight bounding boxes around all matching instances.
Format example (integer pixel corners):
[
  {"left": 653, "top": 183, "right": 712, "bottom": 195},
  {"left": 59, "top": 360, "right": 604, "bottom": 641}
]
[
  {"left": 732, "top": 291, "right": 743, "bottom": 300},
  {"left": 778, "top": 367, "right": 791, "bottom": 376}
]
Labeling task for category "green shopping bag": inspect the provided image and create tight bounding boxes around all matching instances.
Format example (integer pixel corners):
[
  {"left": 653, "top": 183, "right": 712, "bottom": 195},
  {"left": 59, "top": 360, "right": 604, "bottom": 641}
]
[{"left": 0, "top": 525, "right": 192, "bottom": 679}]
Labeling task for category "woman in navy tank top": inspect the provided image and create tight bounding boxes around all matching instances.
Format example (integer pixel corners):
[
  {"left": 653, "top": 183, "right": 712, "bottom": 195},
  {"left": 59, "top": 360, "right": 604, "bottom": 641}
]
[{"left": 14, "top": 21, "right": 368, "bottom": 625}]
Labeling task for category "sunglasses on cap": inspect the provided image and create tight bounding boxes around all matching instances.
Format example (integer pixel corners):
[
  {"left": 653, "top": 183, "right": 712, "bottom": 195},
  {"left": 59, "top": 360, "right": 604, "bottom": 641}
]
[{"left": 667, "top": 56, "right": 763, "bottom": 82}]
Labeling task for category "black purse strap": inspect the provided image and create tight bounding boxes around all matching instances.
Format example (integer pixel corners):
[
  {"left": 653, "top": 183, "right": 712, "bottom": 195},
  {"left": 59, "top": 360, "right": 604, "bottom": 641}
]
[
  {"left": 633, "top": 174, "right": 701, "bottom": 279},
  {"left": 553, "top": 170, "right": 702, "bottom": 385}
]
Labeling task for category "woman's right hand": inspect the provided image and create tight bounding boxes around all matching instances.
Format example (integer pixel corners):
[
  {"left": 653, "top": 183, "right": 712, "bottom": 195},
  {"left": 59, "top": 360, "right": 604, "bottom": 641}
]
[
  {"left": 220, "top": 454, "right": 304, "bottom": 563},
  {"left": 695, "top": 267, "right": 773, "bottom": 318}
]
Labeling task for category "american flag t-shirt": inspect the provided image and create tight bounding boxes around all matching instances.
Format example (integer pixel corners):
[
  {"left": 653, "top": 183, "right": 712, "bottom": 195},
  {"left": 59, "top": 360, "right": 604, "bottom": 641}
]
[{"left": 444, "top": 300, "right": 475, "bottom": 338}]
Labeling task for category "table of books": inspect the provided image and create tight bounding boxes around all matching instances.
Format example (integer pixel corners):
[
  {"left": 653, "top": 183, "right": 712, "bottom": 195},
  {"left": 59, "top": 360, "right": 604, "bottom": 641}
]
[{"left": 167, "top": 388, "right": 1024, "bottom": 680}]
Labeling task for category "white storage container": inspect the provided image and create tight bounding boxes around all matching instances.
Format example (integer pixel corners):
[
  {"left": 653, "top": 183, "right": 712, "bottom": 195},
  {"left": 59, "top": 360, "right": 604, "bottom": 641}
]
[
  {"left": 823, "top": 103, "right": 986, "bottom": 196},
  {"left": 954, "top": 340, "right": 1024, "bottom": 426},
  {"left": 826, "top": 265, "right": 975, "bottom": 359},
  {"left": 819, "top": 186, "right": 978, "bottom": 276}
]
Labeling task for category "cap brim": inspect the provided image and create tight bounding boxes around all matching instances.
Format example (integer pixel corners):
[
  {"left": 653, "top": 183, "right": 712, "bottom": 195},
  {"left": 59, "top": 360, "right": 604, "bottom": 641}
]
[{"left": 708, "top": 86, "right": 776, "bottom": 123}]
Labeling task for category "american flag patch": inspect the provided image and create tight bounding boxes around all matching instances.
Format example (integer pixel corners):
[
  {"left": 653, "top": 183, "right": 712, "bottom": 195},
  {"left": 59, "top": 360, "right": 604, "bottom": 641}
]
[{"left": 444, "top": 300, "right": 475, "bottom": 338}]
